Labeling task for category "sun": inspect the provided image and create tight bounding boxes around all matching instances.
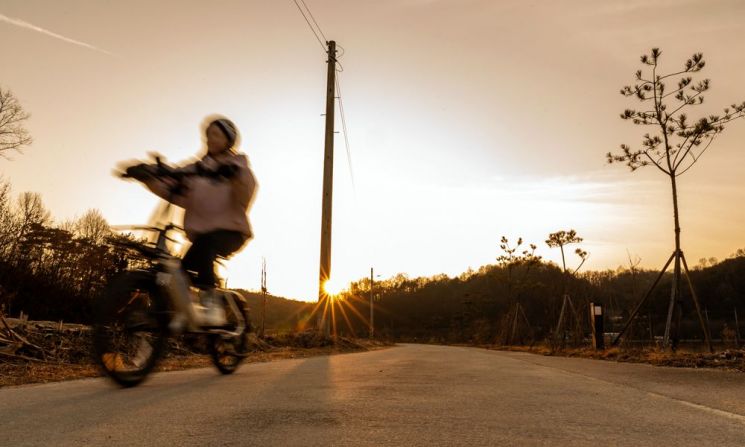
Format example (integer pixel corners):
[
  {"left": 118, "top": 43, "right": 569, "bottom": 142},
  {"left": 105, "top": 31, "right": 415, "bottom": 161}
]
[{"left": 323, "top": 277, "right": 347, "bottom": 297}]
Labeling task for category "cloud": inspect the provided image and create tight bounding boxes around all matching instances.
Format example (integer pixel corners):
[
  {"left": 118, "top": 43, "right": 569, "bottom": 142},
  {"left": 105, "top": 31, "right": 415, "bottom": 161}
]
[{"left": 0, "top": 12, "right": 115, "bottom": 56}]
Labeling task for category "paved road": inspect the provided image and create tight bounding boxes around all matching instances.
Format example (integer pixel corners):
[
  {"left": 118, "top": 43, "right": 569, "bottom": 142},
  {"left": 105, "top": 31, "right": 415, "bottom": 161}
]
[{"left": 3, "top": 344, "right": 745, "bottom": 446}]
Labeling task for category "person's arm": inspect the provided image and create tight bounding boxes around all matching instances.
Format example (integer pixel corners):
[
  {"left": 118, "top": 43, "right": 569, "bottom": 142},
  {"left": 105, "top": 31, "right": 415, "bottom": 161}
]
[
  {"left": 140, "top": 162, "right": 193, "bottom": 208},
  {"left": 227, "top": 155, "right": 257, "bottom": 210}
]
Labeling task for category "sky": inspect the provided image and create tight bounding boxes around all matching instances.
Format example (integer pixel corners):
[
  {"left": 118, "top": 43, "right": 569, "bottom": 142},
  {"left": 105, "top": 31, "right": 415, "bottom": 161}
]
[{"left": 1, "top": 0, "right": 745, "bottom": 301}]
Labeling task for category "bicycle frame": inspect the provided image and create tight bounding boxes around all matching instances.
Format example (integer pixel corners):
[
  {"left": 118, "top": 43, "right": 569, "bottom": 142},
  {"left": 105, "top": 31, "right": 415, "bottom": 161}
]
[{"left": 115, "top": 204, "right": 247, "bottom": 336}]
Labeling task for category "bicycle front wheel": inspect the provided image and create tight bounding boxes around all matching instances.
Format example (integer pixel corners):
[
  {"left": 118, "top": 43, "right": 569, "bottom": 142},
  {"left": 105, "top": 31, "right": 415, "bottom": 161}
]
[{"left": 93, "top": 271, "right": 169, "bottom": 387}]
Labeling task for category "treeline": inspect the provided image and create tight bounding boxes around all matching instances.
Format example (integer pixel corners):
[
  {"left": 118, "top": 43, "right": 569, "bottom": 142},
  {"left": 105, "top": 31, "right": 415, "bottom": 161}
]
[
  {"left": 0, "top": 178, "right": 145, "bottom": 322},
  {"left": 0, "top": 177, "right": 317, "bottom": 331},
  {"left": 0, "top": 177, "right": 316, "bottom": 330},
  {"left": 3, "top": 174, "right": 745, "bottom": 347},
  {"left": 331, "top": 253, "right": 745, "bottom": 346},
  {"left": 233, "top": 290, "right": 315, "bottom": 334}
]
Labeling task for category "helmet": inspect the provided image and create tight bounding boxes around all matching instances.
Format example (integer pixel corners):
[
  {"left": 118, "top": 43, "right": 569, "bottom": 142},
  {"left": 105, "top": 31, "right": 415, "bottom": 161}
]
[{"left": 210, "top": 118, "right": 238, "bottom": 148}]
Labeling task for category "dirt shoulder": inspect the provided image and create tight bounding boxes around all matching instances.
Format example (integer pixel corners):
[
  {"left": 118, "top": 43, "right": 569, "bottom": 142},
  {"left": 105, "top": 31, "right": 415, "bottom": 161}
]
[
  {"left": 0, "top": 318, "right": 392, "bottom": 387},
  {"left": 486, "top": 344, "right": 745, "bottom": 372}
]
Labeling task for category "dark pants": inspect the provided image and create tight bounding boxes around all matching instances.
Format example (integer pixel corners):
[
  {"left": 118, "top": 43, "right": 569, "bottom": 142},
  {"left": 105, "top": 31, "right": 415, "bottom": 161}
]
[{"left": 181, "top": 230, "right": 247, "bottom": 289}]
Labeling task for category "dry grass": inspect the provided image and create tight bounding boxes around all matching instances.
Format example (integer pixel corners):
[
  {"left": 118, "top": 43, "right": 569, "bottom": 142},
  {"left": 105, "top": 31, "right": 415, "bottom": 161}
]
[
  {"left": 490, "top": 343, "right": 745, "bottom": 372},
  {"left": 0, "top": 325, "right": 391, "bottom": 388},
  {"left": 0, "top": 363, "right": 102, "bottom": 387}
]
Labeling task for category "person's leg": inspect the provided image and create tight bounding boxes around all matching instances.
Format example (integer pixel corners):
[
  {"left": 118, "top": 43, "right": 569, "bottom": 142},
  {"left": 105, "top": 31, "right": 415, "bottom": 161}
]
[
  {"left": 181, "top": 234, "right": 219, "bottom": 289},
  {"left": 182, "top": 231, "right": 246, "bottom": 289},
  {"left": 212, "top": 230, "right": 247, "bottom": 259},
  {"left": 184, "top": 231, "right": 247, "bottom": 325},
  {"left": 208, "top": 231, "right": 247, "bottom": 288}
]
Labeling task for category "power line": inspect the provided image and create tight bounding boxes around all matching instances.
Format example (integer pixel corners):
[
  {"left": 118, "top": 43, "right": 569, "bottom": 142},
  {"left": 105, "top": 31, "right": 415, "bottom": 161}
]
[
  {"left": 289, "top": 0, "right": 354, "bottom": 191},
  {"left": 335, "top": 44, "right": 346, "bottom": 58},
  {"left": 335, "top": 44, "right": 345, "bottom": 72},
  {"left": 299, "top": 0, "right": 328, "bottom": 43},
  {"left": 291, "top": 0, "right": 326, "bottom": 52},
  {"left": 335, "top": 75, "right": 356, "bottom": 193}
]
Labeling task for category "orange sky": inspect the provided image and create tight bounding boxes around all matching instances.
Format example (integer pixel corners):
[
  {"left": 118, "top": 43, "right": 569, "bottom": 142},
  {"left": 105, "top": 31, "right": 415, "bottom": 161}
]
[{"left": 2, "top": 0, "right": 745, "bottom": 300}]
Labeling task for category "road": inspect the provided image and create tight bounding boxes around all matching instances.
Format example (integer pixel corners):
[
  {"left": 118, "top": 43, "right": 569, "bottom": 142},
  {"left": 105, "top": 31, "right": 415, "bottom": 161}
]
[{"left": 2, "top": 344, "right": 745, "bottom": 446}]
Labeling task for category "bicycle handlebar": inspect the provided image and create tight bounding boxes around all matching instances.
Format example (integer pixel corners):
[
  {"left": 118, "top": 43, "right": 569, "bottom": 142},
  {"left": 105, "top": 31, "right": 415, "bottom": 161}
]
[
  {"left": 120, "top": 157, "right": 239, "bottom": 182},
  {"left": 110, "top": 223, "right": 184, "bottom": 232}
]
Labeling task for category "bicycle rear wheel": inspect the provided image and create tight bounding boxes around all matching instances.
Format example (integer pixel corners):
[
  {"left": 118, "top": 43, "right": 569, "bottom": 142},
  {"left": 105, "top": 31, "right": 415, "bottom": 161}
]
[
  {"left": 93, "top": 271, "right": 169, "bottom": 387},
  {"left": 209, "top": 302, "right": 252, "bottom": 374}
]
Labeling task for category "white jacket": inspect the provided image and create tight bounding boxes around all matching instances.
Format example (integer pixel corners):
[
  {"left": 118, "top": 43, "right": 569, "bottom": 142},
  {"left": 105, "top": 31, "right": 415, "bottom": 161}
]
[{"left": 144, "top": 151, "right": 257, "bottom": 241}]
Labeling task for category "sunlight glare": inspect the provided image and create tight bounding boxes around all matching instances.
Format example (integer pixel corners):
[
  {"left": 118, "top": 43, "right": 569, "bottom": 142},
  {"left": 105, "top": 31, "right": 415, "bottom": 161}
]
[{"left": 323, "top": 277, "right": 347, "bottom": 297}]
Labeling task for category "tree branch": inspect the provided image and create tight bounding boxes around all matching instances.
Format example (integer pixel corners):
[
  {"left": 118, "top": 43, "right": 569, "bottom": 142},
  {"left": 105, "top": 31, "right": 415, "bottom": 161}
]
[
  {"left": 665, "top": 90, "right": 705, "bottom": 121},
  {"left": 676, "top": 135, "right": 717, "bottom": 176},
  {"left": 644, "top": 151, "right": 670, "bottom": 175}
]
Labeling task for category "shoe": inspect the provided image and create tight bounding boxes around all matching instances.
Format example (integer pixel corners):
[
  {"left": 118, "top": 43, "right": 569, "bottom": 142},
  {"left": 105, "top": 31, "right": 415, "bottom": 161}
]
[
  {"left": 169, "top": 312, "right": 188, "bottom": 333},
  {"left": 199, "top": 289, "right": 227, "bottom": 326},
  {"left": 131, "top": 337, "right": 153, "bottom": 368}
]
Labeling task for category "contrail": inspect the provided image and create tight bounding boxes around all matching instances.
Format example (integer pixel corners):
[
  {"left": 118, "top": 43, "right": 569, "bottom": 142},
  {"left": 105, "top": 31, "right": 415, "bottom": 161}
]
[{"left": 0, "top": 12, "right": 115, "bottom": 56}]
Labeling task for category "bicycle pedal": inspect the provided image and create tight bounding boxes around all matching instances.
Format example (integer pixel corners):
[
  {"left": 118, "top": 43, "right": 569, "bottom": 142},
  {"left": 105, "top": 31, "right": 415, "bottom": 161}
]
[
  {"left": 200, "top": 325, "right": 230, "bottom": 331},
  {"left": 210, "top": 328, "right": 241, "bottom": 337}
]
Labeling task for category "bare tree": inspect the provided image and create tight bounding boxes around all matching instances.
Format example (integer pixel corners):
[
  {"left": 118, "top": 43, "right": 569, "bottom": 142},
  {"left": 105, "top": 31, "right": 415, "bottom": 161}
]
[
  {"left": 496, "top": 236, "right": 541, "bottom": 345},
  {"left": 11, "top": 192, "right": 51, "bottom": 264},
  {"left": 497, "top": 236, "right": 542, "bottom": 289},
  {"left": 17, "top": 192, "right": 50, "bottom": 229},
  {"left": 545, "top": 229, "right": 588, "bottom": 346},
  {"left": 57, "top": 217, "right": 78, "bottom": 234},
  {"left": 0, "top": 178, "right": 15, "bottom": 256},
  {"left": 75, "top": 209, "right": 110, "bottom": 244},
  {"left": 0, "top": 87, "right": 32, "bottom": 158},
  {"left": 608, "top": 48, "right": 745, "bottom": 350},
  {"left": 545, "top": 230, "right": 588, "bottom": 275}
]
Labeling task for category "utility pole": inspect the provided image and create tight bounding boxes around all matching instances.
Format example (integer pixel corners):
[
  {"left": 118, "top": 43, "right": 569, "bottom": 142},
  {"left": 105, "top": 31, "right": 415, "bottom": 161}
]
[
  {"left": 260, "top": 257, "right": 267, "bottom": 337},
  {"left": 318, "top": 40, "right": 337, "bottom": 333},
  {"left": 370, "top": 267, "right": 374, "bottom": 338}
]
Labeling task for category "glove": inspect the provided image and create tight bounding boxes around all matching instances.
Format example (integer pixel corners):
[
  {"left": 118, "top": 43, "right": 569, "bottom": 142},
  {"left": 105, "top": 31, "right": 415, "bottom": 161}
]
[
  {"left": 194, "top": 161, "right": 209, "bottom": 176},
  {"left": 215, "top": 163, "right": 240, "bottom": 179},
  {"left": 125, "top": 163, "right": 155, "bottom": 181}
]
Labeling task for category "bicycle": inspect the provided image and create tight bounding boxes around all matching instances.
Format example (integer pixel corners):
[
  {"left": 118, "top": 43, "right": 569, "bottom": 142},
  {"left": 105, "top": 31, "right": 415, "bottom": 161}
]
[{"left": 93, "top": 158, "right": 252, "bottom": 387}]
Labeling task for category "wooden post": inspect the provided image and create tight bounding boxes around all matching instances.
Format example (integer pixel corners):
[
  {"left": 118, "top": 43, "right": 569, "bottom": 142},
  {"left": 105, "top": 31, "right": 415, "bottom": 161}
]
[
  {"left": 369, "top": 267, "right": 374, "bottom": 338},
  {"left": 510, "top": 302, "right": 520, "bottom": 345},
  {"left": 663, "top": 250, "right": 680, "bottom": 349},
  {"left": 590, "top": 303, "right": 604, "bottom": 350},
  {"left": 734, "top": 307, "right": 741, "bottom": 348},
  {"left": 554, "top": 295, "right": 568, "bottom": 344},
  {"left": 680, "top": 253, "right": 712, "bottom": 352},
  {"left": 318, "top": 40, "right": 337, "bottom": 334},
  {"left": 612, "top": 251, "right": 675, "bottom": 346},
  {"left": 648, "top": 311, "right": 654, "bottom": 346},
  {"left": 566, "top": 295, "right": 583, "bottom": 345},
  {"left": 260, "top": 258, "right": 267, "bottom": 337},
  {"left": 519, "top": 304, "right": 534, "bottom": 345}
]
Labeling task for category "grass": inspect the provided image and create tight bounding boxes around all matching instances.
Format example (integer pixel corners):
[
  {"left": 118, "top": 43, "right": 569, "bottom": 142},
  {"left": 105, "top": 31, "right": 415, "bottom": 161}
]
[
  {"left": 491, "top": 343, "right": 745, "bottom": 372},
  {"left": 0, "top": 328, "right": 391, "bottom": 387}
]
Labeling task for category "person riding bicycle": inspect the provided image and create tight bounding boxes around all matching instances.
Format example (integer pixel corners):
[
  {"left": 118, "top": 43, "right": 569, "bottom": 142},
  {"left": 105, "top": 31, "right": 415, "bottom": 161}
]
[{"left": 126, "top": 117, "right": 257, "bottom": 325}]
